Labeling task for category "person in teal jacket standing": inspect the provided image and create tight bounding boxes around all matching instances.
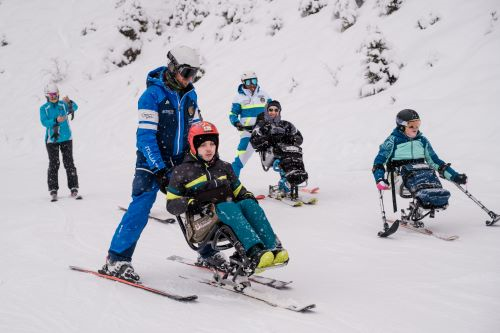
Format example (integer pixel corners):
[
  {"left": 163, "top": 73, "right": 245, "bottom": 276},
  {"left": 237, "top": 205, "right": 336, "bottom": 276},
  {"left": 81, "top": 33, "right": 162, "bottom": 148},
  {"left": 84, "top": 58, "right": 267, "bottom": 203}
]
[{"left": 39, "top": 83, "right": 80, "bottom": 201}]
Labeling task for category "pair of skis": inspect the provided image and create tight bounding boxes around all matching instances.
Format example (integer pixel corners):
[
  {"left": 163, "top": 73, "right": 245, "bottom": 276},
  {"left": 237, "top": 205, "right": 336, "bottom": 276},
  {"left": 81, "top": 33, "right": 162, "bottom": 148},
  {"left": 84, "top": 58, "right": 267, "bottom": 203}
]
[{"left": 69, "top": 256, "right": 315, "bottom": 312}]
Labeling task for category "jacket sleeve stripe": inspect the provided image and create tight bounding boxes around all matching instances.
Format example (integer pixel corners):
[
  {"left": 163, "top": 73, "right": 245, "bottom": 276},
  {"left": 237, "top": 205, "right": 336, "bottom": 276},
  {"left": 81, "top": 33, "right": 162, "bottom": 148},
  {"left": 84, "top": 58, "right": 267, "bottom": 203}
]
[
  {"left": 138, "top": 109, "right": 159, "bottom": 124},
  {"left": 138, "top": 123, "right": 158, "bottom": 130}
]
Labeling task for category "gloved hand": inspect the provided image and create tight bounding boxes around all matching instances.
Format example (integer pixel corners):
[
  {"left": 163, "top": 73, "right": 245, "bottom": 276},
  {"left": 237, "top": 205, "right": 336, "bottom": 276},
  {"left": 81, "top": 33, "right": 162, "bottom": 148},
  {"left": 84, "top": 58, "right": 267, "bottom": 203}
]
[
  {"left": 254, "top": 140, "right": 270, "bottom": 152},
  {"left": 235, "top": 122, "right": 244, "bottom": 131},
  {"left": 452, "top": 173, "right": 467, "bottom": 185},
  {"left": 155, "top": 168, "right": 169, "bottom": 194},
  {"left": 376, "top": 179, "right": 390, "bottom": 190},
  {"left": 188, "top": 199, "right": 204, "bottom": 215},
  {"left": 241, "top": 192, "right": 258, "bottom": 204},
  {"left": 63, "top": 96, "right": 75, "bottom": 120}
]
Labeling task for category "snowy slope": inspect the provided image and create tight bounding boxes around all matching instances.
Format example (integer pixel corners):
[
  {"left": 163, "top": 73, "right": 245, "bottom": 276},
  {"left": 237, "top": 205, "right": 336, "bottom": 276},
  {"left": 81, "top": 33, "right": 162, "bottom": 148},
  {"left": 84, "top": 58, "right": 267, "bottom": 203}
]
[{"left": 1, "top": 0, "right": 500, "bottom": 332}]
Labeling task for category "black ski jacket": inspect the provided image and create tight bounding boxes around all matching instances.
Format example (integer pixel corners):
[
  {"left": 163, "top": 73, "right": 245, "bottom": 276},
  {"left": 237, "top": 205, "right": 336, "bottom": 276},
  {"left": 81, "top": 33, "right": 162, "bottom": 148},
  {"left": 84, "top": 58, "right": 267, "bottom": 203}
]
[
  {"left": 250, "top": 115, "right": 303, "bottom": 152},
  {"left": 166, "top": 153, "right": 254, "bottom": 215}
]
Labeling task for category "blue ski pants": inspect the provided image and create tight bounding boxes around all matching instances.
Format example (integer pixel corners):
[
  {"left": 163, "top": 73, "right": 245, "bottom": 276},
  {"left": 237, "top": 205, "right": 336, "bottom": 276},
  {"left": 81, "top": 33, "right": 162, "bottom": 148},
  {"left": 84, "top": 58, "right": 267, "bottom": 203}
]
[{"left": 108, "top": 170, "right": 159, "bottom": 262}]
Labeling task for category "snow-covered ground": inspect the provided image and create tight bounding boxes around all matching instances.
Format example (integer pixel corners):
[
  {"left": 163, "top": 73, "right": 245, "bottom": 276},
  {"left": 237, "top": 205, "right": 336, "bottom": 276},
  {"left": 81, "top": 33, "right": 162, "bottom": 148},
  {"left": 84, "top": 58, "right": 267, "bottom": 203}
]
[{"left": 1, "top": 0, "right": 499, "bottom": 332}]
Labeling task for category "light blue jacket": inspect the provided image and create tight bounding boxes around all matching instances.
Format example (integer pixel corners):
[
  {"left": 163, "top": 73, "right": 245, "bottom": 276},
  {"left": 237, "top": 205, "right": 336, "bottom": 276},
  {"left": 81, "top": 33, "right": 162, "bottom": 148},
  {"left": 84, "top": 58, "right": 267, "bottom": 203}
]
[
  {"left": 39, "top": 100, "right": 78, "bottom": 143},
  {"left": 373, "top": 128, "right": 458, "bottom": 182}
]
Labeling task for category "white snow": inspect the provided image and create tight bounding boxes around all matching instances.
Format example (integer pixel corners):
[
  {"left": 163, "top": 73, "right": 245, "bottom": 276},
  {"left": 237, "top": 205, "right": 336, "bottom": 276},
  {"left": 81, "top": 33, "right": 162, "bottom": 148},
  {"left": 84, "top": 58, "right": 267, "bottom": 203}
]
[{"left": 1, "top": 0, "right": 499, "bottom": 332}]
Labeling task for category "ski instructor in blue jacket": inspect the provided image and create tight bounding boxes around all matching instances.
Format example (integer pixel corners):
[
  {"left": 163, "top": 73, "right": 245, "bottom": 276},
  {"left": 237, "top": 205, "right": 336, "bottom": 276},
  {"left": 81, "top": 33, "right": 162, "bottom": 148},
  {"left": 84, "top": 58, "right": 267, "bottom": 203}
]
[{"left": 100, "top": 45, "right": 202, "bottom": 282}]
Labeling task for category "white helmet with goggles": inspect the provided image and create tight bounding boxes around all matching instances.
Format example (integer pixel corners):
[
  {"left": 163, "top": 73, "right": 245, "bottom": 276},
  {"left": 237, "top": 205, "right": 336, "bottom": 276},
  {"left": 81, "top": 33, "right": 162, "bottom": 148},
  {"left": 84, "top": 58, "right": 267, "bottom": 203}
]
[
  {"left": 241, "top": 70, "right": 258, "bottom": 86},
  {"left": 167, "top": 45, "right": 200, "bottom": 79},
  {"left": 44, "top": 83, "right": 59, "bottom": 97}
]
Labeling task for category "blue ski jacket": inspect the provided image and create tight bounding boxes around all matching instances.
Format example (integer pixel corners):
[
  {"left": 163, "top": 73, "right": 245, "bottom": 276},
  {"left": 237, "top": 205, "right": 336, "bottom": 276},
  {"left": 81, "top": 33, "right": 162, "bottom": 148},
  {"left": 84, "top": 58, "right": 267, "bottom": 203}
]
[
  {"left": 135, "top": 66, "right": 201, "bottom": 173},
  {"left": 39, "top": 100, "right": 78, "bottom": 143},
  {"left": 372, "top": 128, "right": 459, "bottom": 182}
]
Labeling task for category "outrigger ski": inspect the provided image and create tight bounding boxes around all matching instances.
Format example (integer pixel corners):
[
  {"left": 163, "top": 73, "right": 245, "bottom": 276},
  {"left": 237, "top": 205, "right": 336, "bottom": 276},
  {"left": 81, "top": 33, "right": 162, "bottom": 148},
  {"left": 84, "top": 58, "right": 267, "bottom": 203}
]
[
  {"left": 118, "top": 206, "right": 176, "bottom": 224},
  {"left": 377, "top": 219, "right": 400, "bottom": 238},
  {"left": 69, "top": 266, "right": 197, "bottom": 302},
  {"left": 167, "top": 255, "right": 292, "bottom": 289},
  {"left": 386, "top": 219, "right": 459, "bottom": 241}
]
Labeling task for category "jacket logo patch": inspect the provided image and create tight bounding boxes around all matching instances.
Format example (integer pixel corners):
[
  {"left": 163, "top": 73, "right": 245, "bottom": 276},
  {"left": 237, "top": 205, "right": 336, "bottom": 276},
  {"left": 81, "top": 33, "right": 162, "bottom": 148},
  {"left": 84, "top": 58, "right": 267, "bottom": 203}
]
[{"left": 142, "top": 113, "right": 155, "bottom": 120}]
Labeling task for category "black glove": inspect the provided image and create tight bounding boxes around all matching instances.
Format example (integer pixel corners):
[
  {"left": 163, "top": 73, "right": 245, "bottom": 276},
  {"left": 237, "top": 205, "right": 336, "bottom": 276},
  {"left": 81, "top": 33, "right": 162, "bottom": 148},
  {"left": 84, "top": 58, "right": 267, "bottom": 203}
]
[
  {"left": 254, "top": 140, "right": 270, "bottom": 152},
  {"left": 155, "top": 168, "right": 169, "bottom": 194},
  {"left": 188, "top": 199, "right": 204, "bottom": 215},
  {"left": 452, "top": 173, "right": 467, "bottom": 185},
  {"left": 68, "top": 101, "right": 75, "bottom": 120},
  {"left": 235, "top": 122, "right": 244, "bottom": 131},
  {"left": 241, "top": 192, "right": 258, "bottom": 204}
]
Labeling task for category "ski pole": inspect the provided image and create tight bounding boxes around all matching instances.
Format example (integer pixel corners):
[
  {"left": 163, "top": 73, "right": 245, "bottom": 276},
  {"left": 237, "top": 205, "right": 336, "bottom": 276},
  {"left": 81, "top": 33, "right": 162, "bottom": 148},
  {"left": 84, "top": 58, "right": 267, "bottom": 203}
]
[
  {"left": 453, "top": 182, "right": 500, "bottom": 226},
  {"left": 379, "top": 190, "right": 388, "bottom": 229},
  {"left": 377, "top": 190, "right": 400, "bottom": 237}
]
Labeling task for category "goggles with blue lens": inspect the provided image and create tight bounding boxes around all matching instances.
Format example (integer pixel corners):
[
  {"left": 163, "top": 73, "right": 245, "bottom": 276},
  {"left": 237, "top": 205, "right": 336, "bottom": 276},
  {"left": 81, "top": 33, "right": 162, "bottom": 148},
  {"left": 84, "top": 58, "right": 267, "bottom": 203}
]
[{"left": 243, "top": 78, "right": 258, "bottom": 86}]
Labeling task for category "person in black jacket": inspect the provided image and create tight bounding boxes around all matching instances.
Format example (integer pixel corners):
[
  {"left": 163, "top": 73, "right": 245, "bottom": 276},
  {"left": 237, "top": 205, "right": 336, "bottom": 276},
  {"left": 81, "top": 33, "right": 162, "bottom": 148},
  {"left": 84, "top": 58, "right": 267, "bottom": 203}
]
[
  {"left": 251, "top": 100, "right": 308, "bottom": 189},
  {"left": 166, "top": 121, "right": 289, "bottom": 270}
]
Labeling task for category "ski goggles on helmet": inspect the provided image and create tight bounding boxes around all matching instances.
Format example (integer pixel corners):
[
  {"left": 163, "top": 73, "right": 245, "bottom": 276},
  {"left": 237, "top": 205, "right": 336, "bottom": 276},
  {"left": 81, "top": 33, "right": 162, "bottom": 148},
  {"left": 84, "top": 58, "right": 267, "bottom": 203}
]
[
  {"left": 243, "top": 78, "right": 258, "bottom": 86},
  {"left": 46, "top": 92, "right": 59, "bottom": 99},
  {"left": 178, "top": 65, "right": 199, "bottom": 79}
]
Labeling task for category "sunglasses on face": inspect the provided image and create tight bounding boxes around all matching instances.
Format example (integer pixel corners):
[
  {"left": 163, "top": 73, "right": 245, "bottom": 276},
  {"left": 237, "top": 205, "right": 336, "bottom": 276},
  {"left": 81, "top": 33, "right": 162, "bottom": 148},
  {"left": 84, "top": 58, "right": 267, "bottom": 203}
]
[
  {"left": 47, "top": 93, "right": 59, "bottom": 99},
  {"left": 268, "top": 107, "right": 280, "bottom": 112},
  {"left": 178, "top": 65, "right": 199, "bottom": 79},
  {"left": 243, "top": 78, "right": 258, "bottom": 86}
]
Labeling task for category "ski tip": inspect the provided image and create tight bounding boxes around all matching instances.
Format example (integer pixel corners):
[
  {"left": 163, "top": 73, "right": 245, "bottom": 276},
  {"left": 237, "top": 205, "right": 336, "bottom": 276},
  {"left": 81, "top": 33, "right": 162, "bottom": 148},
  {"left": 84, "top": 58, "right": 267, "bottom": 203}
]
[
  {"left": 288, "top": 303, "right": 316, "bottom": 312},
  {"left": 255, "top": 195, "right": 266, "bottom": 200}
]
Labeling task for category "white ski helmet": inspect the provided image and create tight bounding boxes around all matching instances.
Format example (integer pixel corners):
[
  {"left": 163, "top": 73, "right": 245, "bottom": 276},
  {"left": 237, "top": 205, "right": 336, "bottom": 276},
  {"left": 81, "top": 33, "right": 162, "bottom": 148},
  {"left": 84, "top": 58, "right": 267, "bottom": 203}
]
[
  {"left": 44, "top": 83, "right": 59, "bottom": 97},
  {"left": 241, "top": 70, "right": 257, "bottom": 81},
  {"left": 167, "top": 45, "right": 200, "bottom": 79}
]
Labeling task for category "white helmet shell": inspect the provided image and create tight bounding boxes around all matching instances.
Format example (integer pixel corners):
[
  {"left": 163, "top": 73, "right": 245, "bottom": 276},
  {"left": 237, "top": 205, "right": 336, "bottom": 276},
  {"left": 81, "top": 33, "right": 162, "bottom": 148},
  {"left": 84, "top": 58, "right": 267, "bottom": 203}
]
[
  {"left": 241, "top": 70, "right": 257, "bottom": 81},
  {"left": 44, "top": 83, "right": 59, "bottom": 96},
  {"left": 167, "top": 45, "right": 200, "bottom": 68}
]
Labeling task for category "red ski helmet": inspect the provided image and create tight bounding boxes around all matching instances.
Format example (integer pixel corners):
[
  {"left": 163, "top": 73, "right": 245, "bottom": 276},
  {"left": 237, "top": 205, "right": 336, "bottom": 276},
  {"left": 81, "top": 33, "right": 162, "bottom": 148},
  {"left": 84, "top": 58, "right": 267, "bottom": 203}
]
[{"left": 188, "top": 121, "right": 219, "bottom": 155}]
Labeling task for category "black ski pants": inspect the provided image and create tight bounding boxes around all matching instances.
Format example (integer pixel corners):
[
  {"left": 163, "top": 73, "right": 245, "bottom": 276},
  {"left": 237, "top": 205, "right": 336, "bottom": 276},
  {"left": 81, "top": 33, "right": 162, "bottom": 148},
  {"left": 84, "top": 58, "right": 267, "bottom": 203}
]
[{"left": 46, "top": 140, "right": 79, "bottom": 191}]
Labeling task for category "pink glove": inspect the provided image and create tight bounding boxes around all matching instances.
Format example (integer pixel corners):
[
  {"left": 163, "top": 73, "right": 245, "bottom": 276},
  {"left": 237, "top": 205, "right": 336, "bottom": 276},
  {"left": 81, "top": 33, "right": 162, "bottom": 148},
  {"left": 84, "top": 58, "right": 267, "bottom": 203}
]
[{"left": 376, "top": 180, "right": 390, "bottom": 190}]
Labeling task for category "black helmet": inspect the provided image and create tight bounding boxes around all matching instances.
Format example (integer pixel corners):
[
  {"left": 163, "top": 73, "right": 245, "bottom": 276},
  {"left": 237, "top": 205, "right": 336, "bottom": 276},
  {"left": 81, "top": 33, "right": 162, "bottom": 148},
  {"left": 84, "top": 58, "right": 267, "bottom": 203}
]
[{"left": 396, "top": 109, "right": 419, "bottom": 129}]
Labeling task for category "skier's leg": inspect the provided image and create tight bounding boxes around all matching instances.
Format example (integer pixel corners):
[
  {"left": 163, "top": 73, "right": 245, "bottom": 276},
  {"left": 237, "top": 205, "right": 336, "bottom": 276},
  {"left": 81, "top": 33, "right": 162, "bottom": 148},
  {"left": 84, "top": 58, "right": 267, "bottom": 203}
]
[
  {"left": 60, "top": 140, "right": 79, "bottom": 190},
  {"left": 231, "top": 133, "right": 254, "bottom": 177},
  {"left": 216, "top": 201, "right": 275, "bottom": 268},
  {"left": 46, "top": 142, "right": 60, "bottom": 191},
  {"left": 108, "top": 170, "right": 158, "bottom": 262},
  {"left": 215, "top": 201, "right": 263, "bottom": 251},
  {"left": 238, "top": 199, "right": 277, "bottom": 250}
]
